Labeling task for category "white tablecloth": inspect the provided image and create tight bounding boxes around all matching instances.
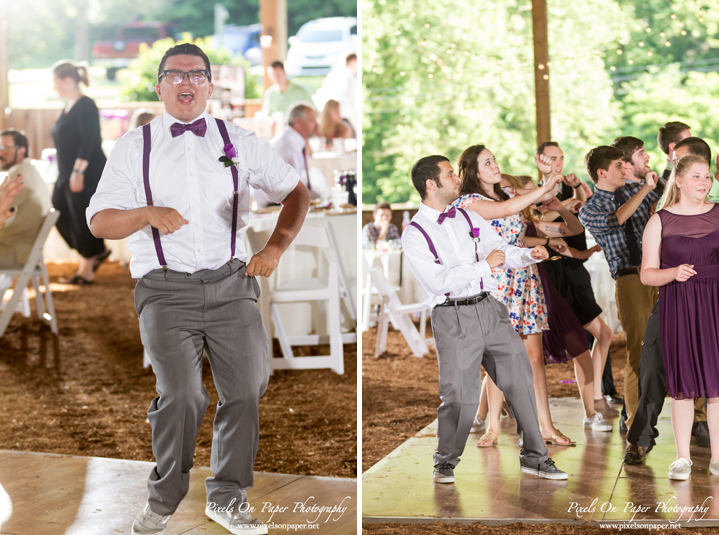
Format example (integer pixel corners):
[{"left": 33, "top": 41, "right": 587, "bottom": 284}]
[{"left": 308, "top": 151, "right": 357, "bottom": 190}]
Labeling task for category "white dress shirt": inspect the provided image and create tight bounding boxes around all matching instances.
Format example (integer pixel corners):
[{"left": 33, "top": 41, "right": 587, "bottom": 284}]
[
  {"left": 87, "top": 111, "right": 300, "bottom": 278},
  {"left": 402, "top": 202, "right": 539, "bottom": 308},
  {"left": 269, "top": 127, "right": 323, "bottom": 201}
]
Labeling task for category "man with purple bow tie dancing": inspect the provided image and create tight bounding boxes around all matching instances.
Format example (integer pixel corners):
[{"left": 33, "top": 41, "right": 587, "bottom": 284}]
[
  {"left": 402, "top": 155, "right": 568, "bottom": 484},
  {"left": 87, "top": 43, "right": 310, "bottom": 535}
]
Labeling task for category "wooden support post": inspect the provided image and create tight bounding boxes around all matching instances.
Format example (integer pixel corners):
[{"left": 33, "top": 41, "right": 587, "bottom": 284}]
[
  {"left": 532, "top": 0, "right": 551, "bottom": 148},
  {"left": 260, "top": 0, "right": 288, "bottom": 91},
  {"left": 0, "top": 2, "right": 8, "bottom": 130}
]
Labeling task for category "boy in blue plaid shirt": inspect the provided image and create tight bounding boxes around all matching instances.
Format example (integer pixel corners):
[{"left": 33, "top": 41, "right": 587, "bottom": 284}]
[{"left": 578, "top": 141, "right": 661, "bottom": 434}]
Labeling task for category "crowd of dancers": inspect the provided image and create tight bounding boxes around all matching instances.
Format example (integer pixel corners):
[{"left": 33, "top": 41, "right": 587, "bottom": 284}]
[{"left": 402, "top": 121, "right": 719, "bottom": 483}]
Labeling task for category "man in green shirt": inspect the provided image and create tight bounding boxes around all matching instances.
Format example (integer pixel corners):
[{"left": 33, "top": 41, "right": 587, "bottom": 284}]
[{"left": 262, "top": 61, "right": 315, "bottom": 118}]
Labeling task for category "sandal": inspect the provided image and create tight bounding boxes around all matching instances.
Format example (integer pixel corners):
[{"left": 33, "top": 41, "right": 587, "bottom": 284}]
[
  {"left": 60, "top": 274, "right": 94, "bottom": 285},
  {"left": 92, "top": 248, "right": 112, "bottom": 272},
  {"left": 544, "top": 429, "right": 575, "bottom": 446},
  {"left": 476, "top": 430, "right": 498, "bottom": 448}
]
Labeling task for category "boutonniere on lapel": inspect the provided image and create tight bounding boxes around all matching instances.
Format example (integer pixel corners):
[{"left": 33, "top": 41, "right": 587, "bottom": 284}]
[{"left": 218, "top": 143, "right": 238, "bottom": 167}]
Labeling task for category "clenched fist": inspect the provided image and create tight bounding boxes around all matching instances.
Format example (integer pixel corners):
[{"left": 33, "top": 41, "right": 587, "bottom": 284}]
[
  {"left": 146, "top": 206, "right": 188, "bottom": 235},
  {"left": 530, "top": 246, "right": 549, "bottom": 261},
  {"left": 486, "top": 249, "right": 506, "bottom": 269}
]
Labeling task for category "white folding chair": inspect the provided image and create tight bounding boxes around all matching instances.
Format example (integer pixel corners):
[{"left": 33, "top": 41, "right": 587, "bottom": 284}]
[
  {"left": 361, "top": 251, "right": 401, "bottom": 332},
  {"left": 0, "top": 209, "right": 60, "bottom": 337},
  {"left": 362, "top": 256, "right": 432, "bottom": 358},
  {"left": 246, "top": 221, "right": 356, "bottom": 375}
]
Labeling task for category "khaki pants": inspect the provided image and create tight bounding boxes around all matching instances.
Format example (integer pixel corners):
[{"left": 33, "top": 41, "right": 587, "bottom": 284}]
[{"left": 615, "top": 272, "right": 658, "bottom": 428}]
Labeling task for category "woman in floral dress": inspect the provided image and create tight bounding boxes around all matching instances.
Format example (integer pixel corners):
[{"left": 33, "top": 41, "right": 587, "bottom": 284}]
[{"left": 454, "top": 144, "right": 572, "bottom": 446}]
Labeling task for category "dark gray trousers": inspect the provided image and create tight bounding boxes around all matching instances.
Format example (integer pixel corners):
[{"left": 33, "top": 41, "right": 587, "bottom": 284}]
[
  {"left": 135, "top": 260, "right": 270, "bottom": 516},
  {"left": 431, "top": 296, "right": 548, "bottom": 467}
]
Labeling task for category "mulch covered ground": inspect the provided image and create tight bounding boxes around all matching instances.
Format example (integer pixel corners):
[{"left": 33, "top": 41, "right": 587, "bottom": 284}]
[
  {"left": 362, "top": 324, "right": 717, "bottom": 534},
  {"left": 0, "top": 260, "right": 356, "bottom": 479}
]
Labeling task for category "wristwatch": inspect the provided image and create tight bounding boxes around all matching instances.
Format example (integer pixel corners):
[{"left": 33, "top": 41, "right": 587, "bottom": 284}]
[{"left": 573, "top": 183, "right": 582, "bottom": 189}]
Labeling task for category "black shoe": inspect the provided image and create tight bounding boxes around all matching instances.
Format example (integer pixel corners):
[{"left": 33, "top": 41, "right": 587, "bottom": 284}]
[
  {"left": 619, "top": 417, "right": 628, "bottom": 434},
  {"left": 519, "top": 457, "right": 568, "bottom": 480},
  {"left": 433, "top": 463, "right": 455, "bottom": 483},
  {"left": 692, "top": 421, "right": 711, "bottom": 448},
  {"left": 604, "top": 393, "right": 624, "bottom": 405},
  {"left": 623, "top": 443, "right": 652, "bottom": 465}
]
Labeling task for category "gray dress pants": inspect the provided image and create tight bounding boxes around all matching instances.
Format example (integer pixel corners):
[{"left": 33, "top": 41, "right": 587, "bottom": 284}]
[
  {"left": 431, "top": 296, "right": 548, "bottom": 467},
  {"left": 134, "top": 260, "right": 270, "bottom": 516}
]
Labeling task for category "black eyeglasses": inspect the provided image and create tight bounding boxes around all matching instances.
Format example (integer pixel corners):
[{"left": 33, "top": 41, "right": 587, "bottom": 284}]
[
  {"left": 0, "top": 145, "right": 18, "bottom": 151},
  {"left": 159, "top": 70, "right": 210, "bottom": 85}
]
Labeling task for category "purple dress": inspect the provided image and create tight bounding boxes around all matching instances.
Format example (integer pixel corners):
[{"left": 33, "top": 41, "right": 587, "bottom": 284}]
[
  {"left": 659, "top": 203, "right": 719, "bottom": 400},
  {"left": 526, "top": 222, "right": 590, "bottom": 364}
]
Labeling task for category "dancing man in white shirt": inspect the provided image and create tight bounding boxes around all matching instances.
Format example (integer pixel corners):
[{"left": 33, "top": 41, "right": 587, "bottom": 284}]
[
  {"left": 87, "top": 43, "right": 310, "bottom": 535},
  {"left": 402, "top": 155, "right": 568, "bottom": 483}
]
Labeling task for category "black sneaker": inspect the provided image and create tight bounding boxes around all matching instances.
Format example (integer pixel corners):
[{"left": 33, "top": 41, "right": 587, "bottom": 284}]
[
  {"left": 433, "top": 463, "right": 455, "bottom": 483},
  {"left": 692, "top": 421, "right": 711, "bottom": 448},
  {"left": 623, "top": 443, "right": 651, "bottom": 465},
  {"left": 619, "top": 416, "right": 628, "bottom": 434},
  {"left": 519, "top": 457, "right": 568, "bottom": 480}
]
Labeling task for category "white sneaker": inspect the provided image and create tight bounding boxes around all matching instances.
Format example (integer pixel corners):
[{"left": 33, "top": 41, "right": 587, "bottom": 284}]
[
  {"left": 470, "top": 416, "right": 486, "bottom": 434},
  {"left": 583, "top": 412, "right": 612, "bottom": 432},
  {"left": 710, "top": 461, "right": 719, "bottom": 476},
  {"left": 668, "top": 458, "right": 692, "bottom": 480},
  {"left": 205, "top": 503, "right": 268, "bottom": 535},
  {"left": 131, "top": 503, "right": 170, "bottom": 535}
]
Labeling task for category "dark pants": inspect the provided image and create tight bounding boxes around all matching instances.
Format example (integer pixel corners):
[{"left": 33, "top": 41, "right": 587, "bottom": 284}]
[
  {"left": 52, "top": 179, "right": 105, "bottom": 258},
  {"left": 135, "top": 261, "right": 270, "bottom": 516}
]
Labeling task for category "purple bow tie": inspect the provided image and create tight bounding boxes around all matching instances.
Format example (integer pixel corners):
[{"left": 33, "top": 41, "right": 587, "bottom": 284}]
[
  {"left": 170, "top": 118, "right": 207, "bottom": 138},
  {"left": 437, "top": 206, "right": 456, "bottom": 225}
]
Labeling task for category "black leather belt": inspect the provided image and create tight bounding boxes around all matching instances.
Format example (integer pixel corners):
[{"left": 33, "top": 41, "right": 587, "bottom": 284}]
[
  {"left": 614, "top": 266, "right": 639, "bottom": 280},
  {"left": 437, "top": 293, "right": 489, "bottom": 307}
]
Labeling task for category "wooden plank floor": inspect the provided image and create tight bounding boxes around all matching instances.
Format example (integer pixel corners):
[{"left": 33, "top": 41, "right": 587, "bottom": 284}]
[
  {"left": 0, "top": 451, "right": 356, "bottom": 534},
  {"left": 363, "top": 398, "right": 719, "bottom": 527}
]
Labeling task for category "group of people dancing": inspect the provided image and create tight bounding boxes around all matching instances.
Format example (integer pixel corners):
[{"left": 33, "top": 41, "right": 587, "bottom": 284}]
[{"left": 402, "top": 120, "right": 719, "bottom": 483}]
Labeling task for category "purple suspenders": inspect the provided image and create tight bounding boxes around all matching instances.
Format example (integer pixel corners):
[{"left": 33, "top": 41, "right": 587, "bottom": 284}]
[
  {"left": 141, "top": 118, "right": 240, "bottom": 270},
  {"left": 410, "top": 207, "right": 483, "bottom": 294}
]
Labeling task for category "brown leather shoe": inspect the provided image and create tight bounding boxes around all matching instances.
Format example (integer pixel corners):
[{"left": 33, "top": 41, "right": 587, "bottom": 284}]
[{"left": 623, "top": 443, "right": 651, "bottom": 465}]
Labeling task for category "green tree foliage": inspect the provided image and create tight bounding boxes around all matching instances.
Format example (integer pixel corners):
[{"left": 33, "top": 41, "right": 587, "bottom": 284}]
[
  {"left": 7, "top": 0, "right": 76, "bottom": 68},
  {"left": 120, "top": 35, "right": 260, "bottom": 102},
  {"left": 363, "top": 0, "right": 624, "bottom": 204}
]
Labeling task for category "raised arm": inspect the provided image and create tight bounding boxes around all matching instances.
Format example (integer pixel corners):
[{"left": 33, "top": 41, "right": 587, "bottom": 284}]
[
  {"left": 246, "top": 181, "right": 311, "bottom": 277},
  {"left": 90, "top": 206, "right": 189, "bottom": 239},
  {"left": 0, "top": 173, "right": 24, "bottom": 224},
  {"left": 640, "top": 212, "right": 695, "bottom": 286},
  {"left": 464, "top": 173, "right": 562, "bottom": 220},
  {"left": 617, "top": 172, "right": 657, "bottom": 225},
  {"left": 534, "top": 196, "right": 584, "bottom": 237}
]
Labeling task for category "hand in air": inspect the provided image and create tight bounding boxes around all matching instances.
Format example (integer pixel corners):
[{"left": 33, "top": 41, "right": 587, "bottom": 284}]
[
  {"left": 645, "top": 171, "right": 658, "bottom": 190},
  {"left": 543, "top": 196, "right": 563, "bottom": 211},
  {"left": 674, "top": 264, "right": 696, "bottom": 282},
  {"left": 535, "top": 153, "right": 553, "bottom": 175},
  {"left": 563, "top": 173, "right": 580, "bottom": 187},
  {"left": 486, "top": 249, "right": 506, "bottom": 269},
  {"left": 562, "top": 198, "right": 583, "bottom": 213},
  {"left": 530, "top": 246, "right": 549, "bottom": 261},
  {"left": 147, "top": 207, "right": 188, "bottom": 235}
]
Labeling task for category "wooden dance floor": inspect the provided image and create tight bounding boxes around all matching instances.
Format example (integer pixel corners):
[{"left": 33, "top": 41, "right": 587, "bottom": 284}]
[
  {"left": 363, "top": 398, "right": 719, "bottom": 527},
  {"left": 0, "top": 451, "right": 356, "bottom": 534}
]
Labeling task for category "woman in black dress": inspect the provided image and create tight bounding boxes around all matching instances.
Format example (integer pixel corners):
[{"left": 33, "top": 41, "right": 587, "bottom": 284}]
[{"left": 51, "top": 60, "right": 109, "bottom": 284}]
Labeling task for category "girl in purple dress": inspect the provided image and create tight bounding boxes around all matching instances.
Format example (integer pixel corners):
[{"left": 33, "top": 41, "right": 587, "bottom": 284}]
[{"left": 641, "top": 154, "right": 719, "bottom": 480}]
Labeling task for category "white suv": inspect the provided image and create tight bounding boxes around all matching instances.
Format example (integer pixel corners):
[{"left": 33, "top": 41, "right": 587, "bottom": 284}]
[{"left": 285, "top": 17, "right": 357, "bottom": 77}]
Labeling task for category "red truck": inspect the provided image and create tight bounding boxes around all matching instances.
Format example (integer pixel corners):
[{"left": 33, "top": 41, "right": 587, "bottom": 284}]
[{"left": 92, "top": 22, "right": 179, "bottom": 79}]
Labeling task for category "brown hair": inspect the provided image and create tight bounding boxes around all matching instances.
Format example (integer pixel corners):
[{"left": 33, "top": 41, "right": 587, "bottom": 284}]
[
  {"left": 502, "top": 174, "right": 536, "bottom": 222},
  {"left": 585, "top": 145, "right": 624, "bottom": 184},
  {"left": 661, "top": 154, "right": 710, "bottom": 210},
  {"left": 52, "top": 59, "right": 90, "bottom": 87},
  {"left": 612, "top": 136, "right": 644, "bottom": 162},
  {"left": 373, "top": 201, "right": 391, "bottom": 213},
  {"left": 319, "top": 99, "right": 344, "bottom": 140},
  {"left": 458, "top": 144, "right": 509, "bottom": 201},
  {"left": 411, "top": 155, "right": 449, "bottom": 200},
  {"left": 535, "top": 141, "right": 560, "bottom": 157},
  {"left": 674, "top": 136, "right": 711, "bottom": 164},
  {"left": 658, "top": 121, "right": 691, "bottom": 155},
  {"left": 157, "top": 43, "right": 212, "bottom": 82}
]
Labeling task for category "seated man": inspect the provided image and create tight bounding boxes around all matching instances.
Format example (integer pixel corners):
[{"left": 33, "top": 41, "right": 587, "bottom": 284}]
[
  {"left": 0, "top": 129, "right": 51, "bottom": 268},
  {"left": 403, "top": 155, "right": 567, "bottom": 483},
  {"left": 362, "top": 202, "right": 400, "bottom": 248}
]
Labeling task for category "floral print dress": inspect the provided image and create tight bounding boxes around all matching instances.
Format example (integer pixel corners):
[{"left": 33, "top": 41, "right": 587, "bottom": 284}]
[{"left": 454, "top": 191, "right": 548, "bottom": 335}]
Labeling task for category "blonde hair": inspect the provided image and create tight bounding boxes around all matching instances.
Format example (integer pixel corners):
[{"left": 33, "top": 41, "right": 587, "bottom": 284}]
[
  {"left": 660, "top": 154, "right": 710, "bottom": 210},
  {"left": 502, "top": 174, "right": 537, "bottom": 222},
  {"left": 52, "top": 59, "right": 90, "bottom": 87}
]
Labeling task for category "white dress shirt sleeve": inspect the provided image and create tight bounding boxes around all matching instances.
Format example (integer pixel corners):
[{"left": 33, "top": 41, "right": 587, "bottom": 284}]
[
  {"left": 243, "top": 130, "right": 300, "bottom": 204},
  {"left": 472, "top": 213, "right": 538, "bottom": 269},
  {"left": 86, "top": 132, "right": 141, "bottom": 227},
  {"left": 402, "top": 225, "right": 482, "bottom": 298}
]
